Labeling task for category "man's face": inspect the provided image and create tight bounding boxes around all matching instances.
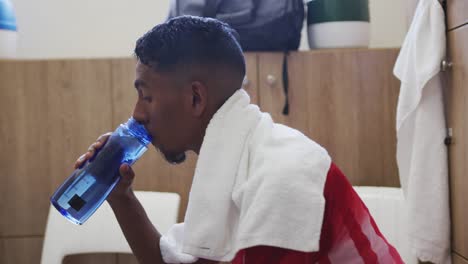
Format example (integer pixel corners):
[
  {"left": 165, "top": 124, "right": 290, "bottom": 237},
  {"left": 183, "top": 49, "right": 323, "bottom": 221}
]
[{"left": 132, "top": 62, "right": 189, "bottom": 164}]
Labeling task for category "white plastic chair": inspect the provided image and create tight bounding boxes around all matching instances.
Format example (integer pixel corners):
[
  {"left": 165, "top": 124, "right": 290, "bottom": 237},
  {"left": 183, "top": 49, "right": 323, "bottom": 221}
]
[
  {"left": 353, "top": 186, "right": 417, "bottom": 264},
  {"left": 40, "top": 191, "right": 180, "bottom": 264}
]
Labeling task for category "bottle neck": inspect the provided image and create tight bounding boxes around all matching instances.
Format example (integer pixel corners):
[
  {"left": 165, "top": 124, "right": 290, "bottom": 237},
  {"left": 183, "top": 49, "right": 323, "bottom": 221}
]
[{"left": 124, "top": 117, "right": 152, "bottom": 145}]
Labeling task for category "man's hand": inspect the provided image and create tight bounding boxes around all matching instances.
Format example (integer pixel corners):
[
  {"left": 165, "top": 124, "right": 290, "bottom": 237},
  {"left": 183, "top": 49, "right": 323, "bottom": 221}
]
[
  {"left": 74, "top": 132, "right": 112, "bottom": 169},
  {"left": 73, "top": 132, "right": 135, "bottom": 203},
  {"left": 75, "top": 134, "right": 219, "bottom": 264}
]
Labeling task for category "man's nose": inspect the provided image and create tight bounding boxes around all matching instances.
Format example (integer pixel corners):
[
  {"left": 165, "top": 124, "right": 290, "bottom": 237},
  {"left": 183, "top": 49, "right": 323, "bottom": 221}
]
[{"left": 132, "top": 101, "right": 147, "bottom": 124}]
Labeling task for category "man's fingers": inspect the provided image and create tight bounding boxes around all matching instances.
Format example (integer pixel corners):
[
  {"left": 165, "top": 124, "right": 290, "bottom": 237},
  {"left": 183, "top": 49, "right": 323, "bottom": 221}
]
[
  {"left": 93, "top": 141, "right": 103, "bottom": 148},
  {"left": 87, "top": 140, "right": 105, "bottom": 161},
  {"left": 96, "top": 132, "right": 112, "bottom": 144},
  {"left": 74, "top": 154, "right": 86, "bottom": 169},
  {"left": 74, "top": 152, "right": 92, "bottom": 169},
  {"left": 73, "top": 132, "right": 112, "bottom": 169}
]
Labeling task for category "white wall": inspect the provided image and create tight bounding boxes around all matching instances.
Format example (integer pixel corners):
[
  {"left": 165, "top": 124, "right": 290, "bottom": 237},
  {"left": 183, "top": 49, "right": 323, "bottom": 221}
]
[
  {"left": 10, "top": 0, "right": 406, "bottom": 59},
  {"left": 368, "top": 0, "right": 407, "bottom": 48},
  {"left": 11, "top": 0, "right": 171, "bottom": 59}
]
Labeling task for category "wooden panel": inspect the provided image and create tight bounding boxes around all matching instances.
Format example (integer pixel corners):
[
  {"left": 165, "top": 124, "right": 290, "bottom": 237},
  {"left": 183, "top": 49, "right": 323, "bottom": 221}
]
[
  {"left": 453, "top": 252, "right": 468, "bottom": 264},
  {"left": 117, "top": 253, "right": 139, "bottom": 264},
  {"left": 2, "top": 237, "right": 43, "bottom": 264},
  {"left": 4, "top": 237, "right": 117, "bottom": 264},
  {"left": 258, "top": 53, "right": 286, "bottom": 124},
  {"left": 0, "top": 237, "right": 117, "bottom": 264},
  {"left": 447, "top": 26, "right": 468, "bottom": 258},
  {"left": 2, "top": 237, "right": 116, "bottom": 264},
  {"left": 0, "top": 61, "right": 50, "bottom": 237},
  {"left": 258, "top": 52, "right": 309, "bottom": 133},
  {"left": 305, "top": 49, "right": 400, "bottom": 186},
  {"left": 1, "top": 238, "right": 4, "bottom": 264},
  {"left": 0, "top": 59, "right": 114, "bottom": 237},
  {"left": 45, "top": 59, "right": 114, "bottom": 237},
  {"left": 243, "top": 53, "right": 259, "bottom": 104},
  {"left": 110, "top": 58, "right": 137, "bottom": 128},
  {"left": 110, "top": 58, "right": 195, "bottom": 223},
  {"left": 116, "top": 254, "right": 230, "bottom": 264},
  {"left": 46, "top": 59, "right": 114, "bottom": 190},
  {"left": 447, "top": 0, "right": 468, "bottom": 30},
  {"left": 259, "top": 49, "right": 400, "bottom": 186},
  {"left": 64, "top": 254, "right": 117, "bottom": 264}
]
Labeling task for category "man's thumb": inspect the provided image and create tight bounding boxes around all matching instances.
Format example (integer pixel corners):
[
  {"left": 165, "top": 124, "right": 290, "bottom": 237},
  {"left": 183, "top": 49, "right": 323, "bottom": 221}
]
[{"left": 119, "top": 163, "right": 135, "bottom": 180}]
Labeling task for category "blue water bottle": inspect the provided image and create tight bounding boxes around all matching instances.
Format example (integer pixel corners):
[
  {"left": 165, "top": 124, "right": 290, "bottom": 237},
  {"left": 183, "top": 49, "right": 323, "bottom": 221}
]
[{"left": 50, "top": 117, "right": 152, "bottom": 225}]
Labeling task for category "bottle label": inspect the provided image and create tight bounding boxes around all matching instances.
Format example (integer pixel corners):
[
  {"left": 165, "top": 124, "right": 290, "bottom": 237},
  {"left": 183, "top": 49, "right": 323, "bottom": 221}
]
[{"left": 68, "top": 194, "right": 86, "bottom": 211}]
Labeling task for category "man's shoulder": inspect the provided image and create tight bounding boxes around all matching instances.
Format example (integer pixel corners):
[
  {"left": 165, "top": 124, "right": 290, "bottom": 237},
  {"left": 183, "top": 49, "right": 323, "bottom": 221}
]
[
  {"left": 247, "top": 116, "right": 331, "bottom": 177},
  {"left": 250, "top": 118, "right": 328, "bottom": 158}
]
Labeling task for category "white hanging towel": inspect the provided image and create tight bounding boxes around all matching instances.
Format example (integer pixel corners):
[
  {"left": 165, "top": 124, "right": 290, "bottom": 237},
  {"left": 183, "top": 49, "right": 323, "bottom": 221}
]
[{"left": 393, "top": 0, "right": 451, "bottom": 263}]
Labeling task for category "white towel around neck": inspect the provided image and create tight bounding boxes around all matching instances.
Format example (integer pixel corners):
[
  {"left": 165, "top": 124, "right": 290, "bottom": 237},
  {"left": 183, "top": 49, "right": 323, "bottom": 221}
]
[
  {"left": 393, "top": 0, "right": 451, "bottom": 263},
  {"left": 166, "top": 89, "right": 332, "bottom": 262}
]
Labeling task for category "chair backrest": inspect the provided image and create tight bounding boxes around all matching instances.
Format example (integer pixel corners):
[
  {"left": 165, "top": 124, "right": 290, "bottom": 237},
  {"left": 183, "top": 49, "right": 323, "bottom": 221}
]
[
  {"left": 353, "top": 186, "right": 417, "bottom": 264},
  {"left": 40, "top": 191, "right": 180, "bottom": 264}
]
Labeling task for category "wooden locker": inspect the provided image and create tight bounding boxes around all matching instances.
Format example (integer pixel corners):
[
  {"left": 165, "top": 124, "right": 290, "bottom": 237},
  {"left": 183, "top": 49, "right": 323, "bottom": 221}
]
[
  {"left": 258, "top": 52, "right": 309, "bottom": 134},
  {"left": 63, "top": 254, "right": 117, "bottom": 264},
  {"left": 2, "top": 237, "right": 43, "bottom": 264},
  {"left": 447, "top": 25, "right": 468, "bottom": 258},
  {"left": 453, "top": 253, "right": 468, "bottom": 264},
  {"left": 258, "top": 50, "right": 400, "bottom": 187},
  {"left": 242, "top": 53, "right": 259, "bottom": 105},
  {"left": 447, "top": 0, "right": 468, "bottom": 31}
]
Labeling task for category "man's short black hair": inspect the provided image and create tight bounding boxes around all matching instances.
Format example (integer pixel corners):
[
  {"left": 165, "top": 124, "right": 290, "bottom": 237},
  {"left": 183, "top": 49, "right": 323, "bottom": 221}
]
[{"left": 135, "top": 15, "right": 245, "bottom": 79}]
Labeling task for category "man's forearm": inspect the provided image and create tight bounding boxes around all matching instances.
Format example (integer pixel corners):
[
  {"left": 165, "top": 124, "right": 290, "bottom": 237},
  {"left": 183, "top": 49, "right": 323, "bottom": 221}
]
[{"left": 108, "top": 191, "right": 164, "bottom": 264}]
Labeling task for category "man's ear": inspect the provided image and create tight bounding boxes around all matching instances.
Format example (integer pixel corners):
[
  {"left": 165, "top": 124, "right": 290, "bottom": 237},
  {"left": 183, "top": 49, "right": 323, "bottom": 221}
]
[{"left": 189, "top": 81, "right": 208, "bottom": 117}]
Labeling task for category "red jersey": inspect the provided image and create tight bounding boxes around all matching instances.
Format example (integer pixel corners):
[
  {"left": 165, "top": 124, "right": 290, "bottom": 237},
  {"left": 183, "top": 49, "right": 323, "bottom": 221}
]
[{"left": 232, "top": 163, "right": 403, "bottom": 264}]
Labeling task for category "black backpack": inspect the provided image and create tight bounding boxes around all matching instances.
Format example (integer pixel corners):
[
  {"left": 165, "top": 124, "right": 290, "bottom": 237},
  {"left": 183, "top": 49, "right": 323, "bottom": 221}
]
[{"left": 168, "top": 0, "right": 305, "bottom": 51}]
